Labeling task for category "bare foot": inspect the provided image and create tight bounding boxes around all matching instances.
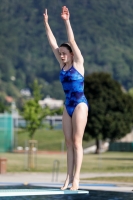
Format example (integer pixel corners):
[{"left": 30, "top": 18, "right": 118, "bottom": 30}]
[
  {"left": 61, "top": 176, "right": 73, "bottom": 190},
  {"left": 70, "top": 178, "right": 79, "bottom": 190}
]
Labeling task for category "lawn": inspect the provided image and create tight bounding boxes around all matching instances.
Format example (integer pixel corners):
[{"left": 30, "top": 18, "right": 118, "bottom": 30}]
[
  {"left": 14, "top": 128, "right": 65, "bottom": 151},
  {"left": 1, "top": 152, "right": 133, "bottom": 174},
  {"left": 82, "top": 152, "right": 133, "bottom": 173},
  {"left": 83, "top": 176, "right": 133, "bottom": 183},
  {"left": 14, "top": 128, "right": 93, "bottom": 151},
  {"left": 1, "top": 129, "right": 133, "bottom": 184}
]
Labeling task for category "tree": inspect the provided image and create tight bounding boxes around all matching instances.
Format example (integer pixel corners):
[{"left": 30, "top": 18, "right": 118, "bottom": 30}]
[
  {"left": 0, "top": 95, "right": 9, "bottom": 113},
  {"left": 128, "top": 88, "right": 133, "bottom": 99},
  {"left": 84, "top": 72, "right": 133, "bottom": 153},
  {"left": 22, "top": 80, "right": 51, "bottom": 139},
  {"left": 1, "top": 0, "right": 133, "bottom": 99},
  {"left": 0, "top": 102, "right": 6, "bottom": 113}
]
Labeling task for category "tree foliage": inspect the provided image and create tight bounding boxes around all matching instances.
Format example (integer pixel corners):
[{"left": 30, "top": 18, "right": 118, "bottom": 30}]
[
  {"left": 128, "top": 88, "right": 133, "bottom": 99},
  {"left": 0, "top": 95, "right": 9, "bottom": 113},
  {"left": 0, "top": 0, "right": 133, "bottom": 100},
  {"left": 22, "top": 80, "right": 51, "bottom": 138},
  {"left": 84, "top": 72, "right": 133, "bottom": 152},
  {"left": 0, "top": 102, "right": 6, "bottom": 113}
]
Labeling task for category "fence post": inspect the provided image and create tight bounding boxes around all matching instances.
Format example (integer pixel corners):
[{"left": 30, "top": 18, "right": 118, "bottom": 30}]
[{"left": 0, "top": 158, "right": 7, "bottom": 174}]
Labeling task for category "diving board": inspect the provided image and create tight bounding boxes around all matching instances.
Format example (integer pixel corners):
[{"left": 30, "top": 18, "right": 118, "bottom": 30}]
[{"left": 0, "top": 189, "right": 89, "bottom": 197}]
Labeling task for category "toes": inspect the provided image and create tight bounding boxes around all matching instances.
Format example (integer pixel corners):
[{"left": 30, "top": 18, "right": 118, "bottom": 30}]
[
  {"left": 70, "top": 186, "right": 78, "bottom": 191},
  {"left": 61, "top": 187, "right": 66, "bottom": 190}
]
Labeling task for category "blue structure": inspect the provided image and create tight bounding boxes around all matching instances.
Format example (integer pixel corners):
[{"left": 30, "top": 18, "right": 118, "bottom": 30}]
[{"left": 0, "top": 113, "right": 14, "bottom": 152}]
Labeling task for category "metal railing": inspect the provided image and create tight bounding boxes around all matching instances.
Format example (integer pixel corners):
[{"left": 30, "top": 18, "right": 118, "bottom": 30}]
[{"left": 51, "top": 159, "right": 60, "bottom": 182}]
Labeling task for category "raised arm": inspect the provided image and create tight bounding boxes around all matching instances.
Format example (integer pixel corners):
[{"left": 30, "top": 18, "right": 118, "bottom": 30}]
[
  {"left": 43, "top": 9, "right": 62, "bottom": 65},
  {"left": 61, "top": 6, "right": 84, "bottom": 64}
]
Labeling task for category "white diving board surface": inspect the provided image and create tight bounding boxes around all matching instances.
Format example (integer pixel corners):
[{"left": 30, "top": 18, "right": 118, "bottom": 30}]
[{"left": 0, "top": 189, "right": 89, "bottom": 197}]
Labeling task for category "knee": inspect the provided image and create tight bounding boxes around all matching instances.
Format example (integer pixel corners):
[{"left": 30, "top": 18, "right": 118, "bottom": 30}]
[
  {"left": 73, "top": 138, "right": 82, "bottom": 150},
  {"left": 65, "top": 138, "right": 73, "bottom": 148}
]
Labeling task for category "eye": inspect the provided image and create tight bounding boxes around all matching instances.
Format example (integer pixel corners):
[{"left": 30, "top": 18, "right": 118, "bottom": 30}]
[{"left": 59, "top": 52, "right": 66, "bottom": 56}]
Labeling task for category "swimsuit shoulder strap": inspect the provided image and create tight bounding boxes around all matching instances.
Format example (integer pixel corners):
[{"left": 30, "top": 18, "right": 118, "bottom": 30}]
[{"left": 61, "top": 64, "right": 66, "bottom": 70}]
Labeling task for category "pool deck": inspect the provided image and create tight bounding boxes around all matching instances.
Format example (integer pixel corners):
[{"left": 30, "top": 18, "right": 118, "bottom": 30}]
[{"left": 0, "top": 172, "right": 133, "bottom": 193}]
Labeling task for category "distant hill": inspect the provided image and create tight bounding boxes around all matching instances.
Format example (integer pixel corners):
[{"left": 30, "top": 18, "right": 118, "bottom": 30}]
[{"left": 0, "top": 0, "right": 133, "bottom": 100}]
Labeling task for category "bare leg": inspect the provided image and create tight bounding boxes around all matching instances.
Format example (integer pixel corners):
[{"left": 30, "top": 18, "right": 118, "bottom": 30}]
[
  {"left": 61, "top": 107, "right": 74, "bottom": 190},
  {"left": 70, "top": 103, "right": 88, "bottom": 190}
]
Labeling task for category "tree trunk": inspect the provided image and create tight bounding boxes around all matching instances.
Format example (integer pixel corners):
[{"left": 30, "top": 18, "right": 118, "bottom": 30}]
[{"left": 95, "top": 138, "right": 101, "bottom": 154}]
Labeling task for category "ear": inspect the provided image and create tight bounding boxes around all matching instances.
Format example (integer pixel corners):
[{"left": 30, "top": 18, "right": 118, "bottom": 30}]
[{"left": 71, "top": 52, "right": 74, "bottom": 56}]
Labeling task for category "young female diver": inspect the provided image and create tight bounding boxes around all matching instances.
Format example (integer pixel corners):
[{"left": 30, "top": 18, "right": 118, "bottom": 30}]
[{"left": 43, "top": 6, "right": 88, "bottom": 190}]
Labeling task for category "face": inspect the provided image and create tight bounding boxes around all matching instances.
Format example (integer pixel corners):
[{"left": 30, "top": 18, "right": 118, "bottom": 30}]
[{"left": 59, "top": 46, "right": 73, "bottom": 64}]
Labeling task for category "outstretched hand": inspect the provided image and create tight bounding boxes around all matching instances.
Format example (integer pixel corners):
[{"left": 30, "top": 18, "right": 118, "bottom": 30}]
[
  {"left": 43, "top": 9, "right": 48, "bottom": 23},
  {"left": 61, "top": 6, "right": 70, "bottom": 20}
]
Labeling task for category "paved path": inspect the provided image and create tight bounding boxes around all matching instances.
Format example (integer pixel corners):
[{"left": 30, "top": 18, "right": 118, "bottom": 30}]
[
  {"left": 0, "top": 172, "right": 133, "bottom": 192},
  {"left": 0, "top": 172, "right": 133, "bottom": 183}
]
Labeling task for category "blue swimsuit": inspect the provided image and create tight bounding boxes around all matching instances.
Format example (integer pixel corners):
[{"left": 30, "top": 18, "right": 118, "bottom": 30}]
[{"left": 59, "top": 66, "right": 88, "bottom": 117}]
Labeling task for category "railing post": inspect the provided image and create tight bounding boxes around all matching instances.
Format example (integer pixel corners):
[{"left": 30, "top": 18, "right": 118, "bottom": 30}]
[{"left": 52, "top": 160, "right": 60, "bottom": 182}]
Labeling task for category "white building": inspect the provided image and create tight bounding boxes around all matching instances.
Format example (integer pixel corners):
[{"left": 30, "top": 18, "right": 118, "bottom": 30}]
[
  {"left": 39, "top": 96, "right": 63, "bottom": 109},
  {"left": 20, "top": 89, "right": 31, "bottom": 97}
]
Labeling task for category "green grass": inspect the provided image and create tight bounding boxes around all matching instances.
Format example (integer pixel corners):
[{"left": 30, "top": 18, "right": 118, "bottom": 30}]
[
  {"left": 0, "top": 152, "right": 67, "bottom": 172},
  {"left": 1, "top": 129, "right": 133, "bottom": 184},
  {"left": 82, "top": 176, "right": 133, "bottom": 183},
  {"left": 82, "top": 152, "right": 133, "bottom": 173},
  {"left": 15, "top": 128, "right": 65, "bottom": 151},
  {"left": 1, "top": 152, "right": 133, "bottom": 175},
  {"left": 15, "top": 128, "right": 93, "bottom": 151}
]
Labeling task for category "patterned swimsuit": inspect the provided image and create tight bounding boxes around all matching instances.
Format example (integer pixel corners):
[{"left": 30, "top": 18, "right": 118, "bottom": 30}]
[{"left": 59, "top": 65, "right": 88, "bottom": 117}]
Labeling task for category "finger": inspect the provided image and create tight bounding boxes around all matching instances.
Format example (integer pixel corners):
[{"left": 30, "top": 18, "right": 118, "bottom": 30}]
[
  {"left": 45, "top": 8, "right": 47, "bottom": 15},
  {"left": 62, "top": 6, "right": 66, "bottom": 12},
  {"left": 62, "top": 6, "right": 66, "bottom": 9},
  {"left": 64, "top": 11, "right": 68, "bottom": 14},
  {"left": 64, "top": 9, "right": 68, "bottom": 13},
  {"left": 64, "top": 6, "right": 68, "bottom": 10}
]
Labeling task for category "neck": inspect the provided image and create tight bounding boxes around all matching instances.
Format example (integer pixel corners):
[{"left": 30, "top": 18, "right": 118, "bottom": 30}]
[{"left": 64, "top": 61, "right": 73, "bottom": 69}]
